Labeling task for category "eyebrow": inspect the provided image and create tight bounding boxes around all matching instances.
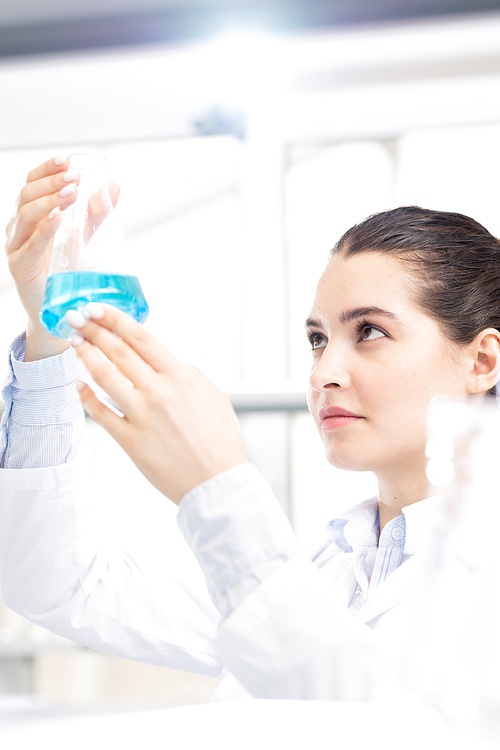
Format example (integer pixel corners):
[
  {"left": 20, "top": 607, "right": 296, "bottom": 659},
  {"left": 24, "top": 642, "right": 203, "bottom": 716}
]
[{"left": 305, "top": 307, "right": 398, "bottom": 329}]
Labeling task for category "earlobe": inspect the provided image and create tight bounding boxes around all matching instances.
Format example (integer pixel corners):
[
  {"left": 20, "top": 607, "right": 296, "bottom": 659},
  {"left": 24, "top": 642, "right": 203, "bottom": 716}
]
[{"left": 467, "top": 329, "right": 500, "bottom": 394}]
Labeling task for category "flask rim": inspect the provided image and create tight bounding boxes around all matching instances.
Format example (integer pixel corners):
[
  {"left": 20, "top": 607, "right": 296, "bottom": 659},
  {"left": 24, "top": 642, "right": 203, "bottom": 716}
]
[{"left": 69, "top": 151, "right": 106, "bottom": 173}]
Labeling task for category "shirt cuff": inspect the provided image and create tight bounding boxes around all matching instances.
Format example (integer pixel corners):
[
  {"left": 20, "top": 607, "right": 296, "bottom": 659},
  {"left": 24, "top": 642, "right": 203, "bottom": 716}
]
[
  {"left": 9, "top": 333, "right": 85, "bottom": 425},
  {"left": 176, "top": 464, "right": 299, "bottom": 613}
]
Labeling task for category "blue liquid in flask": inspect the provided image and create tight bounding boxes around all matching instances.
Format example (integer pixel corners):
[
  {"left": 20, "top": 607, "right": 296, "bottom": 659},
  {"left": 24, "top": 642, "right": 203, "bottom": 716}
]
[{"left": 40, "top": 271, "right": 149, "bottom": 340}]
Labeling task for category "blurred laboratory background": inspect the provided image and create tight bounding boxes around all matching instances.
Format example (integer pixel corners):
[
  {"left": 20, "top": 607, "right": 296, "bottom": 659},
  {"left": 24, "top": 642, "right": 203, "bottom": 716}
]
[{"left": 1, "top": 0, "right": 500, "bottom": 710}]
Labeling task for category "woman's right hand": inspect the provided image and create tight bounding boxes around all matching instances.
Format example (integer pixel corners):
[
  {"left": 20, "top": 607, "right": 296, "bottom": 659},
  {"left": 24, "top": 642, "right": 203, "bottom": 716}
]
[
  {"left": 5, "top": 157, "right": 120, "bottom": 362},
  {"left": 5, "top": 156, "right": 80, "bottom": 360}
]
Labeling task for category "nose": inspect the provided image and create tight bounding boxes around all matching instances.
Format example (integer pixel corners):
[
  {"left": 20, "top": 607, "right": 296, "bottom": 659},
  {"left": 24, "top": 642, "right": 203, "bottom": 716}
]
[{"left": 308, "top": 343, "right": 351, "bottom": 393}]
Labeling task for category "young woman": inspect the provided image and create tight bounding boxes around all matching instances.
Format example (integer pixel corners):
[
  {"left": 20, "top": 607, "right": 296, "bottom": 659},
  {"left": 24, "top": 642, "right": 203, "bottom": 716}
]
[{"left": 1, "top": 157, "right": 499, "bottom": 701}]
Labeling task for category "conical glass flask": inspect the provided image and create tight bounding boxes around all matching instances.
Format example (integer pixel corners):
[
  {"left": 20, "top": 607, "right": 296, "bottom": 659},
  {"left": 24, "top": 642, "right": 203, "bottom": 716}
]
[{"left": 40, "top": 152, "right": 149, "bottom": 340}]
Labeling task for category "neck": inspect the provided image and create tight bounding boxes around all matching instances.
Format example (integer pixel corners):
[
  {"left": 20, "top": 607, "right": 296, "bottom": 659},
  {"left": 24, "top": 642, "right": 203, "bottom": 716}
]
[{"left": 376, "top": 457, "right": 430, "bottom": 532}]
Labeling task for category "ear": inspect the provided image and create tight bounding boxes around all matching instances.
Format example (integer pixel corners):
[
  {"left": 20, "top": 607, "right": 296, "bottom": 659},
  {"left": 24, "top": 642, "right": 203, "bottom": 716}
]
[{"left": 466, "top": 329, "right": 500, "bottom": 395}]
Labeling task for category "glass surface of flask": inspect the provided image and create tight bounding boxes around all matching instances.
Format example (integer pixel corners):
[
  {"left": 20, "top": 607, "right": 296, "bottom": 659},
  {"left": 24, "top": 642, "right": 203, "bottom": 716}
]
[
  {"left": 397, "top": 396, "right": 500, "bottom": 744},
  {"left": 40, "top": 152, "right": 149, "bottom": 340}
]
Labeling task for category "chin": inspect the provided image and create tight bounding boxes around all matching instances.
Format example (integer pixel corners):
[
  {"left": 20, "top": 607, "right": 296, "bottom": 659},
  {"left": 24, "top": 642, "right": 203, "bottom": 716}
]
[{"left": 323, "top": 448, "right": 374, "bottom": 473}]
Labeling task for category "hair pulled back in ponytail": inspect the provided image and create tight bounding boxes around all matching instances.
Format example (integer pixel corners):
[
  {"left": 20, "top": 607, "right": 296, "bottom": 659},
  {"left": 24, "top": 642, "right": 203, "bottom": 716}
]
[
  {"left": 333, "top": 206, "right": 500, "bottom": 346},
  {"left": 332, "top": 207, "right": 500, "bottom": 396}
]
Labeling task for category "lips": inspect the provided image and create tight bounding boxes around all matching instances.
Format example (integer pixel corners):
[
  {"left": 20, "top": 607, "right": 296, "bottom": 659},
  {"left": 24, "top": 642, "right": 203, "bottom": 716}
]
[
  {"left": 319, "top": 406, "right": 361, "bottom": 420},
  {"left": 319, "top": 406, "right": 364, "bottom": 429}
]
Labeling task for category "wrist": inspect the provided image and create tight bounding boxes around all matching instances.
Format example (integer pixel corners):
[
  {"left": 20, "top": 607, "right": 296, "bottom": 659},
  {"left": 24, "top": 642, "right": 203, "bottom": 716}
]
[{"left": 24, "top": 320, "right": 70, "bottom": 362}]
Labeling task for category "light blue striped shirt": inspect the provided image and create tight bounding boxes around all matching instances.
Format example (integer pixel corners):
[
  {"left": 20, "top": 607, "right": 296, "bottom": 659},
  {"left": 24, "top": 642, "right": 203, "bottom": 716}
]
[
  {"left": 327, "top": 495, "right": 439, "bottom": 613},
  {"left": 0, "top": 333, "right": 85, "bottom": 469}
]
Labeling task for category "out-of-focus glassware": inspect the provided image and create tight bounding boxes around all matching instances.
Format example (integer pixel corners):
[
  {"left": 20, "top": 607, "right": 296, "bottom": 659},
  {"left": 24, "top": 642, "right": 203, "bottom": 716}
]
[
  {"left": 398, "top": 395, "right": 500, "bottom": 744},
  {"left": 40, "top": 152, "right": 149, "bottom": 340}
]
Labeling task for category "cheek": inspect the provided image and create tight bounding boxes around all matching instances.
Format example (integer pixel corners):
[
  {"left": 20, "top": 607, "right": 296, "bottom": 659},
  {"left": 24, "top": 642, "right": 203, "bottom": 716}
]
[
  {"left": 370, "top": 362, "right": 451, "bottom": 431},
  {"left": 356, "top": 366, "right": 406, "bottom": 410},
  {"left": 408, "top": 354, "right": 465, "bottom": 402},
  {"left": 369, "top": 348, "right": 447, "bottom": 402},
  {"left": 359, "top": 365, "right": 425, "bottom": 426}
]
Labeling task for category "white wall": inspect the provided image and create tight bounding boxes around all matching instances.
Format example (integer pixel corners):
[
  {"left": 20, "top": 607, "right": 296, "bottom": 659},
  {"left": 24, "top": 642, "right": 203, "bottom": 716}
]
[{"left": 2, "top": 12, "right": 500, "bottom": 706}]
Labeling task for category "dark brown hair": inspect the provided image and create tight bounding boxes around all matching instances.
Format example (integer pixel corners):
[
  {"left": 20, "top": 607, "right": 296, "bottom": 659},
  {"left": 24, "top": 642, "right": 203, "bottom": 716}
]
[{"left": 332, "top": 206, "right": 500, "bottom": 395}]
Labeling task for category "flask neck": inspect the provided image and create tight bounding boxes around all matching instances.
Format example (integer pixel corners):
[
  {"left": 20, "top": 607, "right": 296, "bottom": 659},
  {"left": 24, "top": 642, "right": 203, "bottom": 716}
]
[{"left": 69, "top": 152, "right": 106, "bottom": 175}]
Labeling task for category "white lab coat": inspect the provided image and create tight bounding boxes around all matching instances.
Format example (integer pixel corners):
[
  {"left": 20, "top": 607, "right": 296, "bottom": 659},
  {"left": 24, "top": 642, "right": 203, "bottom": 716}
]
[{"left": 0, "top": 461, "right": 423, "bottom": 701}]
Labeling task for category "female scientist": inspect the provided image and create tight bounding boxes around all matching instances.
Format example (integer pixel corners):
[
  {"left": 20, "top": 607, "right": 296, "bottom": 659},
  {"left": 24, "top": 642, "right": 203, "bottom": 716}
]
[{"left": 1, "top": 156, "right": 499, "bottom": 700}]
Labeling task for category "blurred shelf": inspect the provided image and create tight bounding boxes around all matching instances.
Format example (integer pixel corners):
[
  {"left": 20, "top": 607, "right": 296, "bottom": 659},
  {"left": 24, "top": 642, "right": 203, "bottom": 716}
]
[
  {"left": 230, "top": 390, "right": 307, "bottom": 412},
  {"left": 0, "top": 639, "right": 82, "bottom": 657}
]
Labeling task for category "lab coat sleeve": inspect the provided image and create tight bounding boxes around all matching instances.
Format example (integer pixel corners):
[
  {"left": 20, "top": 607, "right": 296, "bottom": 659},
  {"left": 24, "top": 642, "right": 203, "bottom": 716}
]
[
  {"left": 0, "top": 461, "right": 222, "bottom": 677},
  {"left": 178, "top": 464, "right": 383, "bottom": 699},
  {"left": 0, "top": 334, "right": 222, "bottom": 677}
]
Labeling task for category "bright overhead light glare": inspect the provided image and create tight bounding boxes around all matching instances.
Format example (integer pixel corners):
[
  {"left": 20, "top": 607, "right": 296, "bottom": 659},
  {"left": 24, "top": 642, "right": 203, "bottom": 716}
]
[{"left": 198, "top": 28, "right": 291, "bottom": 111}]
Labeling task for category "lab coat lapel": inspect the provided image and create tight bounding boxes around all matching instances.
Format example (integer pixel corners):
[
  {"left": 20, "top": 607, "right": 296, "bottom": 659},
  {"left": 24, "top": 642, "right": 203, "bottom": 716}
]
[
  {"left": 319, "top": 552, "right": 359, "bottom": 610},
  {"left": 354, "top": 552, "right": 425, "bottom": 624}
]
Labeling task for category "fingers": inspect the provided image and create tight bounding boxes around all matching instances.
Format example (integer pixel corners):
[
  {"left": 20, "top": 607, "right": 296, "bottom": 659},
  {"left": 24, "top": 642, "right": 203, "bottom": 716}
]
[
  {"left": 108, "top": 182, "right": 120, "bottom": 209},
  {"left": 69, "top": 304, "right": 178, "bottom": 375},
  {"left": 6, "top": 190, "right": 74, "bottom": 263},
  {"left": 67, "top": 310, "right": 156, "bottom": 395},
  {"left": 8, "top": 159, "right": 119, "bottom": 258},
  {"left": 86, "top": 183, "right": 120, "bottom": 234},
  {"left": 18, "top": 168, "right": 80, "bottom": 209},
  {"left": 71, "top": 335, "right": 141, "bottom": 416},
  {"left": 76, "top": 380, "right": 130, "bottom": 442},
  {"left": 25, "top": 155, "right": 70, "bottom": 184},
  {"left": 9, "top": 209, "right": 60, "bottom": 270},
  {"left": 7, "top": 161, "right": 80, "bottom": 256},
  {"left": 84, "top": 188, "right": 112, "bottom": 241}
]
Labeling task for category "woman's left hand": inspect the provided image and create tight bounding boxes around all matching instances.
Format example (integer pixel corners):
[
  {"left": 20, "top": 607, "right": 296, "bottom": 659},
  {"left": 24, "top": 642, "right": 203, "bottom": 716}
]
[{"left": 66, "top": 304, "right": 247, "bottom": 505}]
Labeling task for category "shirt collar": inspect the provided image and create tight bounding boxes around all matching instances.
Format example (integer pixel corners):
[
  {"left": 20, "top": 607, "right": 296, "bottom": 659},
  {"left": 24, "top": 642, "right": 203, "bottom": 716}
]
[
  {"left": 327, "top": 497, "right": 379, "bottom": 553},
  {"left": 327, "top": 495, "right": 441, "bottom": 556}
]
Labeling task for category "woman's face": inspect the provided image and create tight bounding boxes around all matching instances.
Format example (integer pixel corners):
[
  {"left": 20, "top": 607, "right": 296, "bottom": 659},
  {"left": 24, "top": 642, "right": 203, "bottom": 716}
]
[{"left": 306, "top": 251, "right": 471, "bottom": 477}]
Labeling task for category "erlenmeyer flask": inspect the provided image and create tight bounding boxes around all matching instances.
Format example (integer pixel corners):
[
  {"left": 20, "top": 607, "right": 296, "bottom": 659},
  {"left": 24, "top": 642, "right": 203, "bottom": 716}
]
[{"left": 40, "top": 152, "right": 149, "bottom": 340}]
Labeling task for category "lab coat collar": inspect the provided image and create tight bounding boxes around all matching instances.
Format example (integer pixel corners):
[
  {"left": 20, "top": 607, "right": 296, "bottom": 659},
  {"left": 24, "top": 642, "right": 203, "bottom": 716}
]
[{"left": 400, "top": 496, "right": 441, "bottom": 555}]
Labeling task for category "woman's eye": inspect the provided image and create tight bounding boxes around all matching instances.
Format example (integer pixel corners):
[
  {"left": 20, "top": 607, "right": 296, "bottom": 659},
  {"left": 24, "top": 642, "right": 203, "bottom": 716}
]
[
  {"left": 360, "top": 325, "right": 385, "bottom": 341},
  {"left": 309, "top": 333, "right": 327, "bottom": 350}
]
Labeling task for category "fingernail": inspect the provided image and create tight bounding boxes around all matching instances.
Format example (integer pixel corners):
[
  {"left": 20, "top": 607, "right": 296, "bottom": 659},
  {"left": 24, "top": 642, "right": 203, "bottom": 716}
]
[
  {"left": 60, "top": 183, "right": 76, "bottom": 198},
  {"left": 85, "top": 303, "right": 105, "bottom": 320},
  {"left": 54, "top": 155, "right": 68, "bottom": 166},
  {"left": 75, "top": 380, "right": 86, "bottom": 392},
  {"left": 48, "top": 207, "right": 60, "bottom": 220},
  {"left": 62, "top": 168, "right": 79, "bottom": 182},
  {"left": 70, "top": 333, "right": 84, "bottom": 347},
  {"left": 65, "top": 309, "right": 88, "bottom": 329}
]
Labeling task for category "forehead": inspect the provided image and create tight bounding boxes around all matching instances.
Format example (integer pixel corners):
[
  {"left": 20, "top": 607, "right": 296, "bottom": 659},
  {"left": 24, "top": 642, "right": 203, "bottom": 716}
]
[{"left": 310, "top": 251, "right": 417, "bottom": 320}]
